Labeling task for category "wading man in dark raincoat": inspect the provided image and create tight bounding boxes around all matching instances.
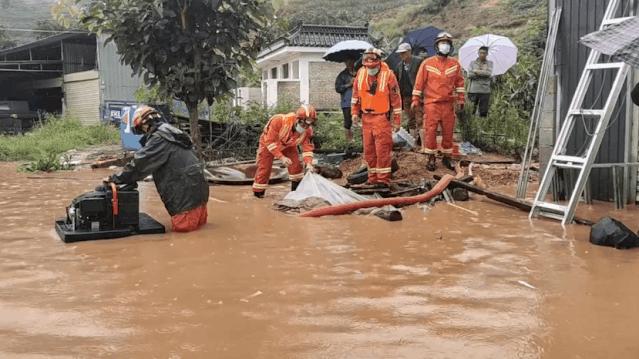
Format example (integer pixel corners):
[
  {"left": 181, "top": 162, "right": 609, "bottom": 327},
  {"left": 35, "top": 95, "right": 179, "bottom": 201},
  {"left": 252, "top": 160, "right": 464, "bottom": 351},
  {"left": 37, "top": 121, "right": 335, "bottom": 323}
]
[{"left": 107, "top": 105, "right": 209, "bottom": 232}]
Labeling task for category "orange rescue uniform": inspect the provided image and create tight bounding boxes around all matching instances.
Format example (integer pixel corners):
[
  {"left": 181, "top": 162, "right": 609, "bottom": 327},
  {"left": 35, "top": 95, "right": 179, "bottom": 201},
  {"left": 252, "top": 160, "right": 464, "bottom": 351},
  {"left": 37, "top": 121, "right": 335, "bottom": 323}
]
[
  {"left": 351, "top": 62, "right": 402, "bottom": 185},
  {"left": 252, "top": 113, "right": 314, "bottom": 194},
  {"left": 412, "top": 55, "right": 465, "bottom": 155}
]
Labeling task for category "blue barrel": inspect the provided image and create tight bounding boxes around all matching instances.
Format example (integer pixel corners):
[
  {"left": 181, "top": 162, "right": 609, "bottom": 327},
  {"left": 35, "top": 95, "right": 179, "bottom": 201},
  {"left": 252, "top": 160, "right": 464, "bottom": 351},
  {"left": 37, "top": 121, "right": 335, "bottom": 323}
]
[{"left": 119, "top": 105, "right": 142, "bottom": 151}]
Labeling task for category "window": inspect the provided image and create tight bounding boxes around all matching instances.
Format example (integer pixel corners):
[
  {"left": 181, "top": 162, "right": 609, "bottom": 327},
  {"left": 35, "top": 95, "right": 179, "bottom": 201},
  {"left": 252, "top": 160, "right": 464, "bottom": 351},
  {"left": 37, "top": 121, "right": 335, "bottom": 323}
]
[
  {"left": 292, "top": 61, "right": 300, "bottom": 79},
  {"left": 282, "top": 63, "right": 290, "bottom": 79},
  {"left": 271, "top": 67, "right": 278, "bottom": 79}
]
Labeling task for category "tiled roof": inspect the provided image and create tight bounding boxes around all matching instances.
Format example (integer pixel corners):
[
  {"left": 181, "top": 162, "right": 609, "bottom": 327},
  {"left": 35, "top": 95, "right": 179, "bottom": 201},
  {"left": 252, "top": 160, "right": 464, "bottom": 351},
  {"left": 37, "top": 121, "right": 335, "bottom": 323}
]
[{"left": 285, "top": 24, "right": 370, "bottom": 47}]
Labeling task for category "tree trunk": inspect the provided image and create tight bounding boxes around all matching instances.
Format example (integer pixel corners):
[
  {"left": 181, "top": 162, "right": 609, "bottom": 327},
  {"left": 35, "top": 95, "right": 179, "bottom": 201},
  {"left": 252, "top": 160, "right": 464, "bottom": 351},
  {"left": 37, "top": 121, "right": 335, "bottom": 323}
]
[{"left": 186, "top": 101, "right": 203, "bottom": 158}]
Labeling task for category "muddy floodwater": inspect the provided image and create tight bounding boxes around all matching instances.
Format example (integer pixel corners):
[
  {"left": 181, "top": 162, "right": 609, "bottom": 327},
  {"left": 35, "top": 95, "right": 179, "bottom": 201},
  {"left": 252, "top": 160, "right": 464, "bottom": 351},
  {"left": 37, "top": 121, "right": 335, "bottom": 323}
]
[{"left": 1, "top": 163, "right": 638, "bottom": 358}]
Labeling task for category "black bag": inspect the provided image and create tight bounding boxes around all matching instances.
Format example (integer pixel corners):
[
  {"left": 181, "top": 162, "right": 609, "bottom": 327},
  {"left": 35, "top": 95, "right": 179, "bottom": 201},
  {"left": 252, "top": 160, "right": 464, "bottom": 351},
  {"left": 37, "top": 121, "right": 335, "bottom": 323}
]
[{"left": 589, "top": 217, "right": 639, "bottom": 249}]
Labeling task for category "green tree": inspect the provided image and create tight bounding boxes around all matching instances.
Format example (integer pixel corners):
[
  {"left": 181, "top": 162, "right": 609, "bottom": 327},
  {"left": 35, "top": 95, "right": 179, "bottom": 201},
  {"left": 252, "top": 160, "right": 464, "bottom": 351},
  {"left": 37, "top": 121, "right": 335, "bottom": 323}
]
[{"left": 81, "top": 0, "right": 273, "bottom": 156}]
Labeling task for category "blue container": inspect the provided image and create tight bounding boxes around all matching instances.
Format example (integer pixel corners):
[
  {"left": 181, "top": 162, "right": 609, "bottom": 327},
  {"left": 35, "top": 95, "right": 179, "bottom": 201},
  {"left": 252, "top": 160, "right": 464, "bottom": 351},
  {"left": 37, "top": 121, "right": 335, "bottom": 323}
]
[{"left": 119, "top": 105, "right": 142, "bottom": 151}]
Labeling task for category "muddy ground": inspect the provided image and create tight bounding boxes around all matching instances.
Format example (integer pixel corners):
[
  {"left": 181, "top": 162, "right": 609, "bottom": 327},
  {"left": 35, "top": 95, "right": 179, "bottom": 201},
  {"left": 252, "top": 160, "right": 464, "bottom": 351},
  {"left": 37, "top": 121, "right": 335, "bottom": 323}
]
[
  {"left": 1, "top": 162, "right": 638, "bottom": 358},
  {"left": 339, "top": 150, "right": 538, "bottom": 188}
]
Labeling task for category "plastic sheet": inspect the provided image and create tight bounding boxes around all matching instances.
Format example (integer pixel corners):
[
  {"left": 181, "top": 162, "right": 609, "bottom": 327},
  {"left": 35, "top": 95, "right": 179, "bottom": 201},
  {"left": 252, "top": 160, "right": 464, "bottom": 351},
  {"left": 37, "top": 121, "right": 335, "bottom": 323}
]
[
  {"left": 284, "top": 172, "right": 365, "bottom": 205},
  {"left": 392, "top": 128, "right": 416, "bottom": 149}
]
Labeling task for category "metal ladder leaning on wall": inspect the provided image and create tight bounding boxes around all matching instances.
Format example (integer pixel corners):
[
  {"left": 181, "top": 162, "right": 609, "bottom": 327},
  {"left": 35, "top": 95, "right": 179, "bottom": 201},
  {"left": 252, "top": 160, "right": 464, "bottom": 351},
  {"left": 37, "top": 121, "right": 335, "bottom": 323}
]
[
  {"left": 516, "top": 7, "right": 562, "bottom": 199},
  {"left": 529, "top": 0, "right": 632, "bottom": 226}
]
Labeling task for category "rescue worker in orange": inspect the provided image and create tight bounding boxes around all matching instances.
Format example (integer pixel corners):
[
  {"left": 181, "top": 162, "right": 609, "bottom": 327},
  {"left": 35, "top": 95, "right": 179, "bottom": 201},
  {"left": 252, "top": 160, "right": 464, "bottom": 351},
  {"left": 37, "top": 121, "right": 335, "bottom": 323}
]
[
  {"left": 351, "top": 48, "right": 402, "bottom": 188},
  {"left": 252, "top": 105, "right": 317, "bottom": 198},
  {"left": 411, "top": 32, "right": 465, "bottom": 171}
]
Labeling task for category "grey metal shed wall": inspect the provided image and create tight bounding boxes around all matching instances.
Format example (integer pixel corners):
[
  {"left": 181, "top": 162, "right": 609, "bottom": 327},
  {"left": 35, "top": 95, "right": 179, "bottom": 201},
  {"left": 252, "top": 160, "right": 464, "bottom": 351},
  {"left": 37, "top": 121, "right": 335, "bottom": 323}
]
[
  {"left": 62, "top": 40, "right": 96, "bottom": 74},
  {"left": 97, "top": 35, "right": 144, "bottom": 103},
  {"left": 554, "top": 0, "right": 637, "bottom": 201}
]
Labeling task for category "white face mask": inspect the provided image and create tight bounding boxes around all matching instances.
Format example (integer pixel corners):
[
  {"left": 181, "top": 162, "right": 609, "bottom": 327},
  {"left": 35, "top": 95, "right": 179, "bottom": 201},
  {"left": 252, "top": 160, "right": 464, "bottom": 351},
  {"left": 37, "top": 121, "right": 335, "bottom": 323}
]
[
  {"left": 367, "top": 67, "right": 380, "bottom": 76},
  {"left": 295, "top": 122, "right": 305, "bottom": 134},
  {"left": 438, "top": 43, "right": 451, "bottom": 55}
]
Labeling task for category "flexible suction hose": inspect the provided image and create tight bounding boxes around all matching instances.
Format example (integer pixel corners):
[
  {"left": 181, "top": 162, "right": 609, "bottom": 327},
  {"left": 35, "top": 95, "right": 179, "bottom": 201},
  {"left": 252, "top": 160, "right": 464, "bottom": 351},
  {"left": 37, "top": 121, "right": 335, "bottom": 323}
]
[{"left": 300, "top": 174, "right": 454, "bottom": 218}]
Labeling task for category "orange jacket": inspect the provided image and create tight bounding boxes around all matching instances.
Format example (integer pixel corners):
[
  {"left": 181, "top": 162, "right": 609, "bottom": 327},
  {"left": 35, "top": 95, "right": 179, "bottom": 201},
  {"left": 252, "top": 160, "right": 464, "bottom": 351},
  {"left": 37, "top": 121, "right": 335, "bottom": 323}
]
[
  {"left": 351, "top": 62, "right": 402, "bottom": 126},
  {"left": 412, "top": 55, "right": 465, "bottom": 105},
  {"left": 260, "top": 113, "right": 314, "bottom": 164}
]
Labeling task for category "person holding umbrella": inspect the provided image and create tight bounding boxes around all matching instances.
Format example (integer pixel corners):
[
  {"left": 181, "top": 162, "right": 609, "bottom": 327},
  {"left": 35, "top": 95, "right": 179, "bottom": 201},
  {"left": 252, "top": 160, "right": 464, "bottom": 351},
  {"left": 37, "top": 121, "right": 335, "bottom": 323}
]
[
  {"left": 335, "top": 58, "right": 357, "bottom": 143},
  {"left": 467, "top": 46, "right": 494, "bottom": 117}
]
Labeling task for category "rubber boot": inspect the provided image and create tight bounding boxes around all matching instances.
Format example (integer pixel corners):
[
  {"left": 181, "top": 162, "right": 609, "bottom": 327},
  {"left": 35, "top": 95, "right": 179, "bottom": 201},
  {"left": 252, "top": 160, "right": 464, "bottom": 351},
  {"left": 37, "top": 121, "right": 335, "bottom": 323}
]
[
  {"left": 291, "top": 180, "right": 300, "bottom": 192},
  {"left": 442, "top": 156, "right": 456, "bottom": 171},
  {"left": 253, "top": 191, "right": 265, "bottom": 198},
  {"left": 427, "top": 154, "right": 437, "bottom": 171}
]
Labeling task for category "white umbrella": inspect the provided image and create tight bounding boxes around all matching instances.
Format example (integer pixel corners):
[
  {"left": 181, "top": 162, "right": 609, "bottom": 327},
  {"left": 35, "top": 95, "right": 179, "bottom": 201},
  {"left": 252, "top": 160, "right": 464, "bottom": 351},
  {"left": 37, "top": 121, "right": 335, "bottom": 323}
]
[
  {"left": 323, "top": 40, "right": 373, "bottom": 63},
  {"left": 459, "top": 34, "right": 518, "bottom": 76}
]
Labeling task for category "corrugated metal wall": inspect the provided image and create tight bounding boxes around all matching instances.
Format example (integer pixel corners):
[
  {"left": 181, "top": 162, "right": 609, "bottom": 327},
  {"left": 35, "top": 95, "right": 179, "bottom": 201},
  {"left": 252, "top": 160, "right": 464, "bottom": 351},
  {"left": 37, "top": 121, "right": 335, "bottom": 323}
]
[
  {"left": 63, "top": 39, "right": 97, "bottom": 74},
  {"left": 97, "top": 35, "right": 144, "bottom": 103},
  {"left": 63, "top": 71, "right": 100, "bottom": 125},
  {"left": 554, "top": 0, "right": 637, "bottom": 201}
]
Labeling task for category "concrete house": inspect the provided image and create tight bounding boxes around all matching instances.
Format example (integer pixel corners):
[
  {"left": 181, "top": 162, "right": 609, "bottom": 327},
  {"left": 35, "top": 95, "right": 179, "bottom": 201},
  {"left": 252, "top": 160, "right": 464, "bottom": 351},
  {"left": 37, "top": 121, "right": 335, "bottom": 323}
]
[
  {"left": 256, "top": 24, "right": 370, "bottom": 110},
  {"left": 0, "top": 32, "right": 143, "bottom": 125},
  {"left": 540, "top": 0, "right": 639, "bottom": 203}
]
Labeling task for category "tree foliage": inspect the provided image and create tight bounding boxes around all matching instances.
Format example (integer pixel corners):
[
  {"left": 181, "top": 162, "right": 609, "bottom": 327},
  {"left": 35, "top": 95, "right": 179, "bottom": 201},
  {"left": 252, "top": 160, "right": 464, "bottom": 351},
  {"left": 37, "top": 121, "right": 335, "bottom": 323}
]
[{"left": 81, "top": 0, "right": 273, "bottom": 155}]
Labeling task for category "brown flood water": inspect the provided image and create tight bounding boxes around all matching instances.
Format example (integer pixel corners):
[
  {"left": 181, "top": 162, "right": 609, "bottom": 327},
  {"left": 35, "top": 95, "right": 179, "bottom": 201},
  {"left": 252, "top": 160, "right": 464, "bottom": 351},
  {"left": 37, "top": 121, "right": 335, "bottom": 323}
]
[{"left": 1, "top": 163, "right": 638, "bottom": 359}]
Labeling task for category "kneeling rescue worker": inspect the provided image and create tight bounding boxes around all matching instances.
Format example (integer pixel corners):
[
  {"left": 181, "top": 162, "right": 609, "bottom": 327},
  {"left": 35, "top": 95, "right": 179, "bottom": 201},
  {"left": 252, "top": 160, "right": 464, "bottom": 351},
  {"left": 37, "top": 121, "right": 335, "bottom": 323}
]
[
  {"left": 412, "top": 32, "right": 465, "bottom": 171},
  {"left": 252, "top": 105, "right": 317, "bottom": 198},
  {"left": 107, "top": 105, "right": 209, "bottom": 232},
  {"left": 352, "top": 47, "right": 402, "bottom": 188}
]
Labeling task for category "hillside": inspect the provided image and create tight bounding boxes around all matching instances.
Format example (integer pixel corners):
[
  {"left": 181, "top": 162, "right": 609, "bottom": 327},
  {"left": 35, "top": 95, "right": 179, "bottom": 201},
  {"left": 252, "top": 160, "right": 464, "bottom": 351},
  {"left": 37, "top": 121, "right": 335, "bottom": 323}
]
[
  {"left": 0, "top": 0, "right": 57, "bottom": 45},
  {"left": 275, "top": 0, "right": 545, "bottom": 51}
]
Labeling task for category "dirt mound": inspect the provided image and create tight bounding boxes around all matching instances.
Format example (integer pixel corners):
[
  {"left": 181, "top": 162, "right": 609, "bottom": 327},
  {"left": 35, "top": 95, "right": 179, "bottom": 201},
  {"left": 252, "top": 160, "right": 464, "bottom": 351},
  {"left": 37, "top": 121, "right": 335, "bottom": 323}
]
[{"left": 338, "top": 150, "right": 535, "bottom": 189}]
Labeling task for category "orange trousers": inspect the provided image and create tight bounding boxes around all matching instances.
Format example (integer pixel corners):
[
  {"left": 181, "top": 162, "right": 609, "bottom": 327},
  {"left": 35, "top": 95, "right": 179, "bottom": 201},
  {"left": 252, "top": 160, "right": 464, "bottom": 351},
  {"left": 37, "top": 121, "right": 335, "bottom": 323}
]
[
  {"left": 171, "top": 204, "right": 208, "bottom": 232},
  {"left": 423, "top": 101, "right": 456, "bottom": 155},
  {"left": 252, "top": 145, "right": 303, "bottom": 193},
  {"left": 362, "top": 113, "right": 393, "bottom": 185}
]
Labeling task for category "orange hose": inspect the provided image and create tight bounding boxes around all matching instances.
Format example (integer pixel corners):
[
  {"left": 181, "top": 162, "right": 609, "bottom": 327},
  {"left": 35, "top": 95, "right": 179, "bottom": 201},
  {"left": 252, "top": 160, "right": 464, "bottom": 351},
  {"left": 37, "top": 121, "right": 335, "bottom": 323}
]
[
  {"left": 300, "top": 174, "right": 454, "bottom": 218},
  {"left": 110, "top": 182, "right": 119, "bottom": 216}
]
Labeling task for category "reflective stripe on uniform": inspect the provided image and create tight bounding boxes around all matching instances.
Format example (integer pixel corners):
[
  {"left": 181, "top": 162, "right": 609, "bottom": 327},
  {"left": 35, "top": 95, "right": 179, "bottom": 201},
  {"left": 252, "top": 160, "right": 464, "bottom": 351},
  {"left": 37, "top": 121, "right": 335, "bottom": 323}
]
[
  {"left": 302, "top": 152, "right": 314, "bottom": 157},
  {"left": 422, "top": 147, "right": 437, "bottom": 154},
  {"left": 368, "top": 167, "right": 378, "bottom": 174},
  {"left": 252, "top": 183, "right": 268, "bottom": 189},
  {"left": 425, "top": 66, "right": 441, "bottom": 75},
  {"left": 267, "top": 143, "right": 277, "bottom": 151},
  {"left": 445, "top": 65, "right": 458, "bottom": 75},
  {"left": 378, "top": 71, "right": 389, "bottom": 92},
  {"left": 456, "top": 87, "right": 466, "bottom": 93},
  {"left": 393, "top": 108, "right": 402, "bottom": 114},
  {"left": 377, "top": 167, "right": 392, "bottom": 174},
  {"left": 289, "top": 172, "right": 304, "bottom": 181},
  {"left": 412, "top": 90, "right": 423, "bottom": 96},
  {"left": 351, "top": 97, "right": 359, "bottom": 104},
  {"left": 440, "top": 147, "right": 453, "bottom": 154}
]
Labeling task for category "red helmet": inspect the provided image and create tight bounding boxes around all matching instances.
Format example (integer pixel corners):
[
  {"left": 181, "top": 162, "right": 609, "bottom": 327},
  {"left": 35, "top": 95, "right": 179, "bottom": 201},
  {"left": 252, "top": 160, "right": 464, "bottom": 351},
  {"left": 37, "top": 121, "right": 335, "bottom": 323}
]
[
  {"left": 296, "top": 104, "right": 317, "bottom": 123},
  {"left": 132, "top": 105, "right": 159, "bottom": 134}
]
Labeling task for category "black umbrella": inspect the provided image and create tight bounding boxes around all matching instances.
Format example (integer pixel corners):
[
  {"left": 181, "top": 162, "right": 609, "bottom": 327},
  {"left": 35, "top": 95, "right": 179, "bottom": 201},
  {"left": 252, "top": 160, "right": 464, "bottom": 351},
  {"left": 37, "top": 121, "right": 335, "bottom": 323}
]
[{"left": 323, "top": 40, "right": 373, "bottom": 63}]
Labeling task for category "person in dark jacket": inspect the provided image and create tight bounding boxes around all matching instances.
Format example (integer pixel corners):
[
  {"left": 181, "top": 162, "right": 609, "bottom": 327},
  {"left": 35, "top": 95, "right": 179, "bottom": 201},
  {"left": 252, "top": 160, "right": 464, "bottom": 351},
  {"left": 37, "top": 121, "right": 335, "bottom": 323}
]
[
  {"left": 335, "top": 58, "right": 356, "bottom": 143},
  {"left": 107, "top": 105, "right": 209, "bottom": 233},
  {"left": 394, "top": 43, "right": 424, "bottom": 143}
]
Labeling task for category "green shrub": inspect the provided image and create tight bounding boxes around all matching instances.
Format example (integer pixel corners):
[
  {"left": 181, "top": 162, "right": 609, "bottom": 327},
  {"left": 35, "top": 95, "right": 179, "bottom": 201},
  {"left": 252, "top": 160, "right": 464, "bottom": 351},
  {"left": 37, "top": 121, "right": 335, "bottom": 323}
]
[{"left": 0, "top": 115, "right": 120, "bottom": 163}]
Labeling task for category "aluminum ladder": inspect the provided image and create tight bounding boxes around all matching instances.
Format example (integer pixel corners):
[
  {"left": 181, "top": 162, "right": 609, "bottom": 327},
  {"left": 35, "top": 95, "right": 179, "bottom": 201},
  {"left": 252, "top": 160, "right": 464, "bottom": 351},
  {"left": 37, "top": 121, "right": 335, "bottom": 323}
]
[
  {"left": 529, "top": 0, "right": 632, "bottom": 226},
  {"left": 516, "top": 6, "right": 562, "bottom": 199}
]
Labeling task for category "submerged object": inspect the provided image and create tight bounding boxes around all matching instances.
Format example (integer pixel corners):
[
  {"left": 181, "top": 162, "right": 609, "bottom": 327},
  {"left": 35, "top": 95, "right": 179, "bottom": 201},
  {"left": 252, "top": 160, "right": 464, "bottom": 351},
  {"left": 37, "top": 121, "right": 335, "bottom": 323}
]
[{"left": 55, "top": 183, "right": 165, "bottom": 243}]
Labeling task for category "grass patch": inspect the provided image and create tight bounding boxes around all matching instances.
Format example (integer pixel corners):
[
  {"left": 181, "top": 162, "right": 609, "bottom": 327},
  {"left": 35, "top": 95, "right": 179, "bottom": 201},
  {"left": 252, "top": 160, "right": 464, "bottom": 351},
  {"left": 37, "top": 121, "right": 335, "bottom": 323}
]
[{"left": 0, "top": 115, "right": 120, "bottom": 171}]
